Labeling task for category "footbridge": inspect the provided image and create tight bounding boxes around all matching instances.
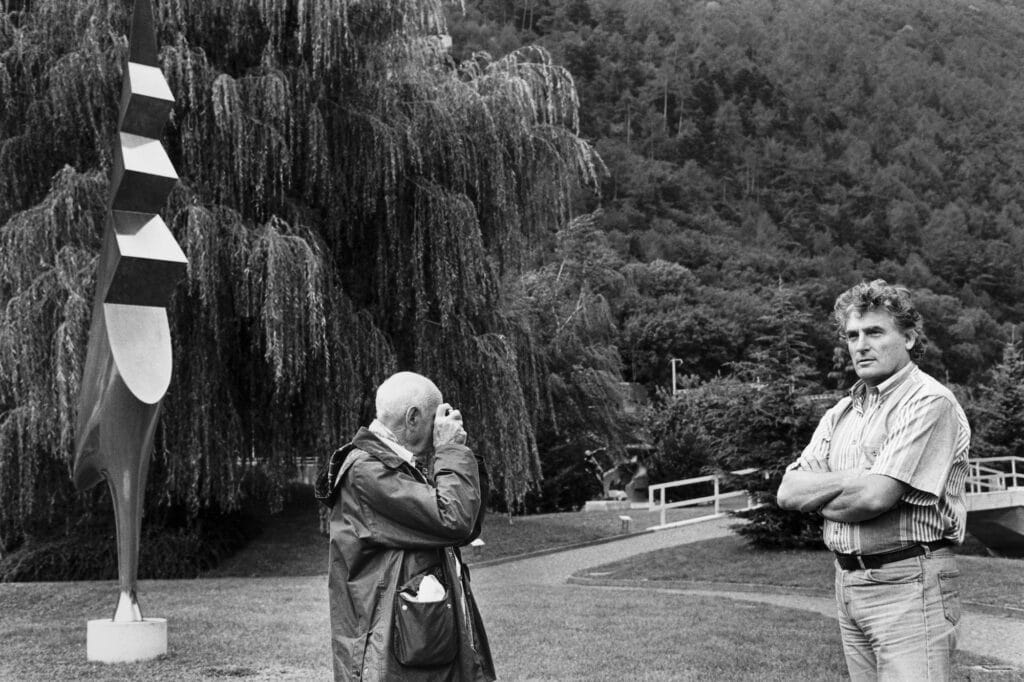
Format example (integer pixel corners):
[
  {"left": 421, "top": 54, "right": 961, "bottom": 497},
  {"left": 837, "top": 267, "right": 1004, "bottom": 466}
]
[{"left": 965, "top": 456, "right": 1024, "bottom": 557}]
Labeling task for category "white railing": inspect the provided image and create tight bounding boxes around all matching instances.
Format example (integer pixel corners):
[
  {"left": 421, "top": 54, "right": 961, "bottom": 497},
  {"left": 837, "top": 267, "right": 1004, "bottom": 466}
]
[
  {"left": 966, "top": 456, "right": 1024, "bottom": 494},
  {"left": 647, "top": 467, "right": 761, "bottom": 530}
]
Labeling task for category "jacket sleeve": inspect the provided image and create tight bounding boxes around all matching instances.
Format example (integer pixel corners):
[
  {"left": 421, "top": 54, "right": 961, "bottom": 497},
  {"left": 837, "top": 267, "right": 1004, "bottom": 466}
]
[
  {"left": 465, "top": 450, "right": 489, "bottom": 544},
  {"left": 348, "top": 443, "right": 482, "bottom": 549}
]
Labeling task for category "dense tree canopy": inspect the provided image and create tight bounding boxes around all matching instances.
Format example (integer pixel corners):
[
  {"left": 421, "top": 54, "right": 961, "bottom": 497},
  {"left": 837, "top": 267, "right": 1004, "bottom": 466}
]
[
  {"left": 453, "top": 0, "right": 1024, "bottom": 388},
  {"left": 506, "top": 211, "right": 636, "bottom": 511},
  {"left": 447, "top": 0, "right": 1024, "bottom": 540},
  {"left": 0, "top": 0, "right": 601, "bottom": 550},
  {"left": 6, "top": 0, "right": 1024, "bottom": 557}
]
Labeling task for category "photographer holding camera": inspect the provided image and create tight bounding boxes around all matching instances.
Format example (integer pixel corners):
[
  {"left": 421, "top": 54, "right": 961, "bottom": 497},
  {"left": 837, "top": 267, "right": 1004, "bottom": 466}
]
[{"left": 316, "top": 371, "right": 495, "bottom": 681}]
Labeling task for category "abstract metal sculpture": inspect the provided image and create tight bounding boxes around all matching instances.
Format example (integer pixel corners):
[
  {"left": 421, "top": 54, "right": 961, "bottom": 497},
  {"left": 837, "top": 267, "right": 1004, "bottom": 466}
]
[{"left": 73, "top": 0, "right": 185, "bottom": 660}]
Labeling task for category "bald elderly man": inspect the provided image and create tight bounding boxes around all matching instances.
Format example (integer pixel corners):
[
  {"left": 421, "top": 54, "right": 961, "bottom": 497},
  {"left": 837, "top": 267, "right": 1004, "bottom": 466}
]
[{"left": 315, "top": 372, "right": 495, "bottom": 682}]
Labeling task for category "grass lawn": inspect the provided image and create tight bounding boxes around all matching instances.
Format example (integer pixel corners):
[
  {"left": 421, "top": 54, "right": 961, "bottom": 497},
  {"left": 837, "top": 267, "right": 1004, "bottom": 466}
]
[
  {"left": 482, "top": 584, "right": 852, "bottom": 681},
  {"left": 3, "top": 497, "right": 1021, "bottom": 680},
  {"left": 206, "top": 484, "right": 746, "bottom": 576},
  {"left": 577, "top": 533, "right": 1024, "bottom": 613},
  {"left": 481, "top": 583, "right": 1020, "bottom": 681},
  {"left": 0, "top": 576, "right": 858, "bottom": 681},
  {"left": 1, "top": 565, "right": 1018, "bottom": 680},
  {"left": 0, "top": 577, "right": 331, "bottom": 681},
  {"left": 203, "top": 489, "right": 328, "bottom": 578},
  {"left": 466, "top": 501, "right": 746, "bottom": 565}
]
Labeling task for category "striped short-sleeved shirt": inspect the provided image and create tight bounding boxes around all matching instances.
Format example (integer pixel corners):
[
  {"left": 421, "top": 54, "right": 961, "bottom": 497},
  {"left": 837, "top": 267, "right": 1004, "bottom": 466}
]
[{"left": 789, "top": 363, "right": 970, "bottom": 554}]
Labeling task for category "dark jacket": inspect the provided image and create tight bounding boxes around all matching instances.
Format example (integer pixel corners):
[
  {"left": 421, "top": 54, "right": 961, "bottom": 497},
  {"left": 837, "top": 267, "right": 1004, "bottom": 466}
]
[{"left": 321, "top": 428, "right": 496, "bottom": 681}]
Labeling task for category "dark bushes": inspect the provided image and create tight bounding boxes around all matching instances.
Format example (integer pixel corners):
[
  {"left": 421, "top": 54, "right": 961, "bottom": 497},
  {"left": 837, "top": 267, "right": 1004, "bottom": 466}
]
[{"left": 0, "top": 510, "right": 260, "bottom": 582}]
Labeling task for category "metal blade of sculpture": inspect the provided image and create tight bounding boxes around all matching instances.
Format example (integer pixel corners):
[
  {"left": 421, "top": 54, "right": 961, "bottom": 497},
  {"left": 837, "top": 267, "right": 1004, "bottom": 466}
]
[{"left": 73, "top": 0, "right": 186, "bottom": 637}]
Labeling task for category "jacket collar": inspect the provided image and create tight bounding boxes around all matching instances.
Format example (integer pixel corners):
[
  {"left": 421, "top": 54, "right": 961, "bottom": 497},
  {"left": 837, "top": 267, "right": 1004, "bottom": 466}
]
[
  {"left": 351, "top": 427, "right": 415, "bottom": 470},
  {"left": 367, "top": 419, "right": 415, "bottom": 464}
]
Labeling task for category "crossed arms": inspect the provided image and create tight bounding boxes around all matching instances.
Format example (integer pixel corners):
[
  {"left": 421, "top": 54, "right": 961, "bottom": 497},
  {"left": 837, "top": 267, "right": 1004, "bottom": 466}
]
[
  {"left": 778, "top": 394, "right": 961, "bottom": 523},
  {"left": 777, "top": 468, "right": 908, "bottom": 523}
]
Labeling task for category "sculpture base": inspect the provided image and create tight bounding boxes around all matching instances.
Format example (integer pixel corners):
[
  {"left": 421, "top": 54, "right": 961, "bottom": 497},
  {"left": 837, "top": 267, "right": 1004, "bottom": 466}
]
[{"left": 87, "top": 618, "right": 167, "bottom": 662}]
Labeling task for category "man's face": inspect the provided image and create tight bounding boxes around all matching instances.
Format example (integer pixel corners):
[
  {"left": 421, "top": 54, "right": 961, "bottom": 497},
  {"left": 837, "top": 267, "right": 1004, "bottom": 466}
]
[{"left": 845, "top": 308, "right": 914, "bottom": 387}]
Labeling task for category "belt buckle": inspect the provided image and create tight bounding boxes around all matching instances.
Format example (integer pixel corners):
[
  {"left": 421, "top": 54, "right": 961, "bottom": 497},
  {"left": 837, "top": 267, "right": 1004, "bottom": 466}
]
[{"left": 856, "top": 555, "right": 866, "bottom": 570}]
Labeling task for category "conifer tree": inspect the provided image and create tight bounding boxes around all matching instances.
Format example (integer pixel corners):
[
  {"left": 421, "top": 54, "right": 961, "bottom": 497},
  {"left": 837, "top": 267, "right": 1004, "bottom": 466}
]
[{"left": 971, "top": 338, "right": 1024, "bottom": 461}]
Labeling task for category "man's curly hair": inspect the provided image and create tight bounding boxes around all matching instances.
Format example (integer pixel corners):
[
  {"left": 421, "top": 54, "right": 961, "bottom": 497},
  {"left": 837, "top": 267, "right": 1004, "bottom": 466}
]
[{"left": 832, "top": 279, "right": 928, "bottom": 361}]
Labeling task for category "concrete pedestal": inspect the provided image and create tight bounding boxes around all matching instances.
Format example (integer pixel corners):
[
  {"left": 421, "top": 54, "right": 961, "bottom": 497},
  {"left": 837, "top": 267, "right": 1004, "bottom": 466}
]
[{"left": 87, "top": 618, "right": 167, "bottom": 662}]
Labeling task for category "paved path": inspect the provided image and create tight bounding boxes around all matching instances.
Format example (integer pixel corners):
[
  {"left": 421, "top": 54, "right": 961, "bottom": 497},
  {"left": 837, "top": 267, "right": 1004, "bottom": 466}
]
[
  {"left": 471, "top": 517, "right": 1024, "bottom": 672},
  {"left": 475, "top": 517, "right": 737, "bottom": 587}
]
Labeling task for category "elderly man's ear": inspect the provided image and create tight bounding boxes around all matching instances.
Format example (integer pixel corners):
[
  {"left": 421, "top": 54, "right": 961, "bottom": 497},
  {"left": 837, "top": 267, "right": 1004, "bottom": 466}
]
[
  {"left": 401, "top": 405, "right": 436, "bottom": 454},
  {"left": 404, "top": 405, "right": 421, "bottom": 428}
]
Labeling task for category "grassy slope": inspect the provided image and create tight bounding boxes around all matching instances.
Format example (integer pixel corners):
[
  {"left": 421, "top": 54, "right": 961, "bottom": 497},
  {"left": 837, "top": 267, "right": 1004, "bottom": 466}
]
[
  {"left": 579, "top": 533, "right": 1024, "bottom": 612},
  {"left": 208, "top": 490, "right": 1022, "bottom": 614},
  {"left": 207, "top": 488, "right": 1020, "bottom": 613},
  {"left": 205, "top": 486, "right": 750, "bottom": 576}
]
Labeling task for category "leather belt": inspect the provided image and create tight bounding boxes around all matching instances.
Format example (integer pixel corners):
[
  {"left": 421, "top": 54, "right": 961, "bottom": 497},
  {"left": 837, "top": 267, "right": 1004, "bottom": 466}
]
[{"left": 834, "top": 539, "right": 953, "bottom": 571}]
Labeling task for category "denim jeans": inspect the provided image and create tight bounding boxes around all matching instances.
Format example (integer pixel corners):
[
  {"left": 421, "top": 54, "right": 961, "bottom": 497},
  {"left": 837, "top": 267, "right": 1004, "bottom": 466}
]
[{"left": 834, "top": 548, "right": 961, "bottom": 681}]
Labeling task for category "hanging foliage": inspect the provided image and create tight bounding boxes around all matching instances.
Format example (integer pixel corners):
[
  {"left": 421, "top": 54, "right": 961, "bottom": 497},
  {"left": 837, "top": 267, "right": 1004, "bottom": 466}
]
[{"left": 0, "top": 0, "right": 598, "bottom": 547}]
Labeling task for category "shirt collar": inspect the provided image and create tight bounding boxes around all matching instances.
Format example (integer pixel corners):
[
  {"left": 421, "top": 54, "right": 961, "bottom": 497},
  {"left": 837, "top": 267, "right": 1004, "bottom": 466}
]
[
  {"left": 850, "top": 361, "right": 917, "bottom": 406},
  {"left": 368, "top": 419, "right": 415, "bottom": 465}
]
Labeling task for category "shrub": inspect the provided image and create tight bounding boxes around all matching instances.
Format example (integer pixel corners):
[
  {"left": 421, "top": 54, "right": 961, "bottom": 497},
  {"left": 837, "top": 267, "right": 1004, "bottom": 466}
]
[
  {"left": 0, "top": 510, "right": 260, "bottom": 582},
  {"left": 730, "top": 504, "right": 825, "bottom": 550},
  {"left": 514, "top": 442, "right": 603, "bottom": 514}
]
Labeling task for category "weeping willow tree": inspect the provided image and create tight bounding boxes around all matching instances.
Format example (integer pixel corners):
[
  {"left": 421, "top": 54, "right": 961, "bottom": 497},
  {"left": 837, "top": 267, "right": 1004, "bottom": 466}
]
[{"left": 0, "top": 0, "right": 601, "bottom": 550}]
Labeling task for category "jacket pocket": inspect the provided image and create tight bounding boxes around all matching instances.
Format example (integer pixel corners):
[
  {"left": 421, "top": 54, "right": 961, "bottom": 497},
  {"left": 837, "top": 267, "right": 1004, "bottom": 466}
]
[{"left": 392, "top": 592, "right": 458, "bottom": 667}]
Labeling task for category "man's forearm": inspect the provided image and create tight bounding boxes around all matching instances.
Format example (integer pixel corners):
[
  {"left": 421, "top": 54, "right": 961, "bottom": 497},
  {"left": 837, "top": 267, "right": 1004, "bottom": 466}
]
[
  {"left": 779, "top": 467, "right": 908, "bottom": 523},
  {"left": 817, "top": 473, "right": 907, "bottom": 523},
  {"left": 777, "top": 469, "right": 856, "bottom": 513},
  {"left": 818, "top": 487, "right": 878, "bottom": 523}
]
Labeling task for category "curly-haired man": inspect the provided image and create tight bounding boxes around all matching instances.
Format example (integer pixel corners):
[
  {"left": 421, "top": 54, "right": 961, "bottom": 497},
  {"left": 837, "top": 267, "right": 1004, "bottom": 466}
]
[{"left": 778, "top": 280, "right": 970, "bottom": 681}]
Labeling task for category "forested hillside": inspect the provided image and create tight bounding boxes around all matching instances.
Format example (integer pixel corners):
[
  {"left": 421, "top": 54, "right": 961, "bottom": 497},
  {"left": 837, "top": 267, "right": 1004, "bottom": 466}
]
[
  {"left": 443, "top": 0, "right": 1024, "bottom": 534},
  {"left": 453, "top": 0, "right": 1024, "bottom": 391}
]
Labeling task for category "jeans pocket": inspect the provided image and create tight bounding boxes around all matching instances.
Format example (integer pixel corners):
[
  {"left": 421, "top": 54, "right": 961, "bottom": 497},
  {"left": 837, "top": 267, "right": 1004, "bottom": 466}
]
[
  {"left": 939, "top": 570, "right": 962, "bottom": 625},
  {"left": 862, "top": 563, "right": 923, "bottom": 585}
]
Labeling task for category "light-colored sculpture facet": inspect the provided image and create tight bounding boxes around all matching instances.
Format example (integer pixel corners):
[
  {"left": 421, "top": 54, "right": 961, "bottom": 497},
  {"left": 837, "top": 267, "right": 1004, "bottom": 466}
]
[
  {"left": 104, "top": 212, "right": 187, "bottom": 307},
  {"left": 110, "top": 133, "right": 178, "bottom": 213},
  {"left": 118, "top": 63, "right": 175, "bottom": 138}
]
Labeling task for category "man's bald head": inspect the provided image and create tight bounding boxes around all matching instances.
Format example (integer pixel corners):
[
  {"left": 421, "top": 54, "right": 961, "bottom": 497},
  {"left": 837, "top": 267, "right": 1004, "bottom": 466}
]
[{"left": 375, "top": 372, "right": 443, "bottom": 453}]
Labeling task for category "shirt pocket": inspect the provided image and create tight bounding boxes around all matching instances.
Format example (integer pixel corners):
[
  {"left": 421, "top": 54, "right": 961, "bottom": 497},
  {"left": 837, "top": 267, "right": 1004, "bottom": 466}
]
[{"left": 857, "top": 435, "right": 886, "bottom": 469}]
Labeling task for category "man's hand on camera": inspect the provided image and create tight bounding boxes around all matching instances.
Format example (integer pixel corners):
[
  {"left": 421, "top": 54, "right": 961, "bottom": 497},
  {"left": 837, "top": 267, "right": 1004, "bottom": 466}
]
[{"left": 434, "top": 403, "right": 468, "bottom": 446}]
